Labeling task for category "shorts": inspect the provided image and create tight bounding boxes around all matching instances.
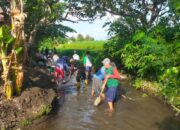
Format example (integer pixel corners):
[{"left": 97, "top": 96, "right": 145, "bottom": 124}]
[
  {"left": 105, "top": 87, "right": 118, "bottom": 102},
  {"left": 76, "top": 69, "right": 85, "bottom": 82},
  {"left": 54, "top": 66, "right": 64, "bottom": 79}
]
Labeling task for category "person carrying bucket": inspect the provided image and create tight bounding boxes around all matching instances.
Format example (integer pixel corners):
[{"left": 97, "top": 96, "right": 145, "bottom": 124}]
[
  {"left": 101, "top": 58, "right": 119, "bottom": 112},
  {"left": 83, "top": 51, "right": 93, "bottom": 85}
]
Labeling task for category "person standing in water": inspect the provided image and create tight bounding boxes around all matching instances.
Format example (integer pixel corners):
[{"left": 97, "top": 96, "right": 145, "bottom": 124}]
[
  {"left": 83, "top": 51, "right": 93, "bottom": 85},
  {"left": 101, "top": 58, "right": 119, "bottom": 112},
  {"left": 91, "top": 66, "right": 105, "bottom": 96}
]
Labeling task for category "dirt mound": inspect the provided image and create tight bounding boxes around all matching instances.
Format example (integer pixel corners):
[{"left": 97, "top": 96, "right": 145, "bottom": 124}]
[{"left": 0, "top": 67, "right": 56, "bottom": 129}]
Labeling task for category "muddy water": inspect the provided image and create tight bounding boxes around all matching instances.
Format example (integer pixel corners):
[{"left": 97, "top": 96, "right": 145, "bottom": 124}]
[{"left": 29, "top": 77, "right": 180, "bottom": 130}]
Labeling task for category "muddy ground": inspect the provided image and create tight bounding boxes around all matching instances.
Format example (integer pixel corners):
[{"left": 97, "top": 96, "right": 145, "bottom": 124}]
[{"left": 0, "top": 67, "right": 56, "bottom": 129}]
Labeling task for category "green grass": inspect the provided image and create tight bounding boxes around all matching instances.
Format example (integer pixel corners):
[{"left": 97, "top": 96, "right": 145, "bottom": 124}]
[
  {"left": 20, "top": 118, "right": 32, "bottom": 127},
  {"left": 56, "top": 40, "right": 106, "bottom": 67},
  {"left": 37, "top": 105, "right": 52, "bottom": 117},
  {"left": 58, "top": 40, "right": 105, "bottom": 50}
]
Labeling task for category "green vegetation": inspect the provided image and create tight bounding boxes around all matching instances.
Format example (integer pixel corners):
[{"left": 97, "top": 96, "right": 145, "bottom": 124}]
[
  {"left": 59, "top": 40, "right": 105, "bottom": 50},
  {"left": 20, "top": 118, "right": 32, "bottom": 127},
  {"left": 0, "top": 1, "right": 24, "bottom": 100},
  {"left": 70, "top": 34, "right": 95, "bottom": 42},
  {"left": 34, "top": 0, "right": 180, "bottom": 114},
  {"left": 0, "top": 0, "right": 179, "bottom": 122},
  {"left": 97, "top": 0, "right": 180, "bottom": 114},
  {"left": 57, "top": 40, "right": 105, "bottom": 67},
  {"left": 37, "top": 105, "right": 52, "bottom": 117}
]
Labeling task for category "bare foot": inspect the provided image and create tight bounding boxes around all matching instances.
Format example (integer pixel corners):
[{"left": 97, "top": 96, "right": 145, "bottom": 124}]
[
  {"left": 91, "top": 91, "right": 94, "bottom": 97},
  {"left": 108, "top": 108, "right": 114, "bottom": 112}
]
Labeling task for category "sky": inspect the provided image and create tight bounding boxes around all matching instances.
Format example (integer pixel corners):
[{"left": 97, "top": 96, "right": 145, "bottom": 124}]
[{"left": 62, "top": 14, "right": 119, "bottom": 40}]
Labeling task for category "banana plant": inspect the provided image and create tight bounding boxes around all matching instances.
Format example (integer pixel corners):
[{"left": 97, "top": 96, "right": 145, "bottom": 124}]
[
  {"left": 0, "top": 25, "right": 14, "bottom": 79},
  {"left": 0, "top": 25, "right": 14, "bottom": 99},
  {"left": 0, "top": 25, "right": 24, "bottom": 99}
]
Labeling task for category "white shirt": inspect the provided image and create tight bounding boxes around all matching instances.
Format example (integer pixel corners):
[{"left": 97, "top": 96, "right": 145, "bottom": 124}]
[
  {"left": 73, "top": 54, "right": 80, "bottom": 60},
  {"left": 52, "top": 54, "right": 59, "bottom": 63},
  {"left": 86, "top": 56, "right": 92, "bottom": 67}
]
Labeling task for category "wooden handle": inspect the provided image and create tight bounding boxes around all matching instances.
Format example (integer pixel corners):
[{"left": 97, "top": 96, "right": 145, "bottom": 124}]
[{"left": 100, "top": 77, "right": 108, "bottom": 94}]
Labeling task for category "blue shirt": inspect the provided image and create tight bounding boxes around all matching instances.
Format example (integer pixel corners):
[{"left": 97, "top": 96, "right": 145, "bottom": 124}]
[
  {"left": 56, "top": 58, "right": 69, "bottom": 70},
  {"left": 94, "top": 66, "right": 105, "bottom": 80}
]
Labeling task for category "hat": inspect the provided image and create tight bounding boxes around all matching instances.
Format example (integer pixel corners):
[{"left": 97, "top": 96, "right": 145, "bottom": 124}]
[{"left": 102, "top": 58, "right": 110, "bottom": 64}]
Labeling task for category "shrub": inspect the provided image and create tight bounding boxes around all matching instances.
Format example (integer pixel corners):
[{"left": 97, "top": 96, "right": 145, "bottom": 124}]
[{"left": 160, "top": 67, "right": 180, "bottom": 106}]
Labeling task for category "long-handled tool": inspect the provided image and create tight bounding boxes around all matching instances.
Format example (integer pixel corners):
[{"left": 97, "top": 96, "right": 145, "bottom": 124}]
[
  {"left": 121, "top": 94, "right": 136, "bottom": 101},
  {"left": 94, "top": 77, "right": 108, "bottom": 106}
]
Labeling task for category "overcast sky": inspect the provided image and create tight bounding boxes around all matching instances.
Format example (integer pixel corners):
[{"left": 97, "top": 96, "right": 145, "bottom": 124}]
[{"left": 62, "top": 14, "right": 118, "bottom": 40}]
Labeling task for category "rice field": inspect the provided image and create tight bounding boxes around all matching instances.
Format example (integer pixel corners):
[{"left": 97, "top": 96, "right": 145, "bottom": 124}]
[
  {"left": 56, "top": 40, "right": 106, "bottom": 67},
  {"left": 57, "top": 40, "right": 105, "bottom": 51}
]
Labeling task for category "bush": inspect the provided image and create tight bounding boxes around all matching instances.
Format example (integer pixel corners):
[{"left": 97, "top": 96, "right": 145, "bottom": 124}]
[
  {"left": 121, "top": 32, "right": 172, "bottom": 80},
  {"left": 160, "top": 67, "right": 180, "bottom": 106},
  {"left": 133, "top": 79, "right": 160, "bottom": 94}
]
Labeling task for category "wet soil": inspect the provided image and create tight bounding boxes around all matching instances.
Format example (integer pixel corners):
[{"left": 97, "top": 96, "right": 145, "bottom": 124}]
[{"left": 0, "top": 67, "right": 56, "bottom": 129}]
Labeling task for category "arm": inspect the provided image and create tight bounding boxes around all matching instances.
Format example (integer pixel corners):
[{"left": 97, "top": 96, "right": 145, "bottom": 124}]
[{"left": 109, "top": 67, "right": 119, "bottom": 79}]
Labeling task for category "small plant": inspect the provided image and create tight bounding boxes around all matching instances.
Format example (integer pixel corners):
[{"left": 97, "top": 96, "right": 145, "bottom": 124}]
[
  {"left": 37, "top": 105, "right": 52, "bottom": 117},
  {"left": 133, "top": 79, "right": 160, "bottom": 94},
  {"left": 20, "top": 118, "right": 32, "bottom": 127},
  {"left": 142, "top": 93, "right": 148, "bottom": 98}
]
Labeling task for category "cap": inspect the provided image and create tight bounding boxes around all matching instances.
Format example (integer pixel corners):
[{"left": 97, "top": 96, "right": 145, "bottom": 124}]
[{"left": 102, "top": 58, "right": 110, "bottom": 64}]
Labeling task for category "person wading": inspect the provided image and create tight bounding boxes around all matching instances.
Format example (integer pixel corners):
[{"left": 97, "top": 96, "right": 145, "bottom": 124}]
[
  {"left": 91, "top": 66, "right": 105, "bottom": 97},
  {"left": 83, "top": 51, "right": 93, "bottom": 85},
  {"left": 101, "top": 58, "right": 119, "bottom": 112}
]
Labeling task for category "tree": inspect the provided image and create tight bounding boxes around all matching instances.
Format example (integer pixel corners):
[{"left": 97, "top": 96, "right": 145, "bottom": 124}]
[
  {"left": 69, "top": 0, "right": 170, "bottom": 30},
  {"left": 70, "top": 36, "right": 76, "bottom": 42},
  {"left": 22, "top": 0, "right": 101, "bottom": 63},
  {"left": 76, "top": 34, "right": 84, "bottom": 41},
  {"left": 85, "top": 35, "right": 94, "bottom": 41}
]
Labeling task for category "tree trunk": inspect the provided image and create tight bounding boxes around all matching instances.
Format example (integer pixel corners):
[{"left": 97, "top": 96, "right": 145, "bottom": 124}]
[{"left": 24, "top": 17, "right": 48, "bottom": 64}]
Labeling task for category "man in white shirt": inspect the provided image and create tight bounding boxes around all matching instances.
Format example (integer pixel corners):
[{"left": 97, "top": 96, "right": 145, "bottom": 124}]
[
  {"left": 83, "top": 51, "right": 93, "bottom": 85},
  {"left": 72, "top": 51, "right": 80, "bottom": 61},
  {"left": 52, "top": 53, "right": 59, "bottom": 64}
]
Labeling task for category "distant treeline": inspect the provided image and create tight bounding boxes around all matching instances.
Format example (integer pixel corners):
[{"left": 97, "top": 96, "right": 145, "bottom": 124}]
[{"left": 69, "top": 34, "right": 95, "bottom": 42}]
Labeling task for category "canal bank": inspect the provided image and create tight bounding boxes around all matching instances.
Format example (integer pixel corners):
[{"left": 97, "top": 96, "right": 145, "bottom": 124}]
[{"left": 0, "top": 67, "right": 56, "bottom": 129}]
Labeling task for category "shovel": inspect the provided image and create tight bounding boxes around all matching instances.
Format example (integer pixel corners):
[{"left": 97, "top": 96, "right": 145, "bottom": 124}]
[{"left": 94, "top": 78, "right": 108, "bottom": 106}]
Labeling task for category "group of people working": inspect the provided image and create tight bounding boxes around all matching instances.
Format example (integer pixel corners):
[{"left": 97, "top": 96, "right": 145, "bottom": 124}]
[
  {"left": 47, "top": 50, "right": 119, "bottom": 112},
  {"left": 52, "top": 50, "right": 93, "bottom": 85}
]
